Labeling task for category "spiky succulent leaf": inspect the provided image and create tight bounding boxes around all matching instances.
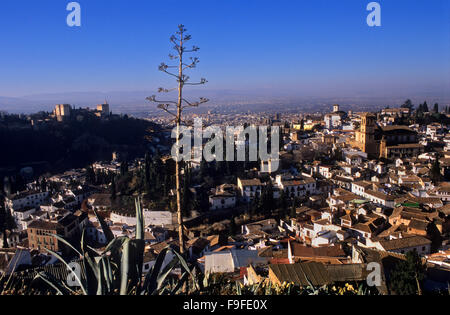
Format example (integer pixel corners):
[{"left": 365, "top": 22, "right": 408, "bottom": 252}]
[
  {"left": 34, "top": 272, "right": 76, "bottom": 295},
  {"left": 93, "top": 208, "right": 114, "bottom": 243},
  {"left": 43, "top": 248, "right": 87, "bottom": 295}
]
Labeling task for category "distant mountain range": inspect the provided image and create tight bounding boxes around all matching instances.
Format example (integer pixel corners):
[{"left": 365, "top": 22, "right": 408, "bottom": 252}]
[{"left": 1, "top": 89, "right": 449, "bottom": 116}]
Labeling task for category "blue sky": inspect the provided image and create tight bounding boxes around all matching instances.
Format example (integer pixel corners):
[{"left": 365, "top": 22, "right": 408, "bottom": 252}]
[{"left": 0, "top": 0, "right": 448, "bottom": 99}]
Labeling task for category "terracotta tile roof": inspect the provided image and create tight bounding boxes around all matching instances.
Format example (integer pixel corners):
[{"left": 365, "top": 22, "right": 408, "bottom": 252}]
[
  {"left": 407, "top": 219, "right": 429, "bottom": 231},
  {"left": 290, "top": 243, "right": 346, "bottom": 258},
  {"left": 379, "top": 236, "right": 431, "bottom": 251},
  {"left": 239, "top": 179, "right": 262, "bottom": 186},
  {"left": 270, "top": 262, "right": 331, "bottom": 286},
  {"left": 352, "top": 223, "right": 377, "bottom": 234},
  {"left": 381, "top": 125, "right": 415, "bottom": 133},
  {"left": 270, "top": 262, "right": 369, "bottom": 287},
  {"left": 353, "top": 181, "right": 373, "bottom": 189},
  {"left": 366, "top": 190, "right": 395, "bottom": 201},
  {"left": 27, "top": 220, "right": 63, "bottom": 231}
]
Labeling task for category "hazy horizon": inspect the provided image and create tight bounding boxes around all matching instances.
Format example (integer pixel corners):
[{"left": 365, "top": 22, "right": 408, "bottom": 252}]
[
  {"left": 0, "top": 0, "right": 449, "bottom": 113},
  {"left": 1, "top": 88, "right": 449, "bottom": 115}
]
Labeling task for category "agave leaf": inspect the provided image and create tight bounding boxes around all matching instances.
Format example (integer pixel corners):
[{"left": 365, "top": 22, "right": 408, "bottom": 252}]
[
  {"left": 103, "top": 236, "right": 128, "bottom": 257},
  {"left": 44, "top": 248, "right": 87, "bottom": 295},
  {"left": 126, "top": 239, "right": 145, "bottom": 294},
  {"left": 254, "top": 282, "right": 262, "bottom": 295},
  {"left": 358, "top": 283, "right": 364, "bottom": 295},
  {"left": 93, "top": 208, "right": 114, "bottom": 243},
  {"left": 79, "top": 229, "right": 94, "bottom": 291},
  {"left": 45, "top": 233, "right": 82, "bottom": 258},
  {"left": 304, "top": 274, "right": 319, "bottom": 295},
  {"left": 143, "top": 247, "right": 169, "bottom": 293},
  {"left": 133, "top": 197, "right": 145, "bottom": 289},
  {"left": 135, "top": 197, "right": 145, "bottom": 241},
  {"left": 80, "top": 229, "right": 86, "bottom": 254},
  {"left": 102, "top": 256, "right": 113, "bottom": 294},
  {"left": 155, "top": 255, "right": 180, "bottom": 294},
  {"left": 236, "top": 281, "right": 242, "bottom": 295},
  {"left": 95, "top": 256, "right": 104, "bottom": 295},
  {"left": 120, "top": 238, "right": 131, "bottom": 295},
  {"left": 171, "top": 271, "right": 189, "bottom": 295},
  {"left": 203, "top": 272, "right": 210, "bottom": 289},
  {"left": 169, "top": 247, "right": 199, "bottom": 291},
  {"left": 34, "top": 272, "right": 76, "bottom": 295},
  {"left": 82, "top": 250, "right": 101, "bottom": 295}
]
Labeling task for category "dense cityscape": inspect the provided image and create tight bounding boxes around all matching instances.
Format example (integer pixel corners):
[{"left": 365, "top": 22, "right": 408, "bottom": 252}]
[
  {"left": 0, "top": 0, "right": 449, "bottom": 306},
  {"left": 1, "top": 99, "right": 450, "bottom": 297}
]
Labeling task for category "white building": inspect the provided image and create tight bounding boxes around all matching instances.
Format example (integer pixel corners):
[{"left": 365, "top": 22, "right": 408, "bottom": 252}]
[
  {"left": 237, "top": 178, "right": 263, "bottom": 202},
  {"left": 110, "top": 210, "right": 173, "bottom": 227},
  {"left": 324, "top": 113, "right": 343, "bottom": 130},
  {"left": 274, "top": 175, "right": 316, "bottom": 198},
  {"left": 312, "top": 230, "right": 339, "bottom": 247},
  {"left": 374, "top": 236, "right": 432, "bottom": 255},
  {"left": 5, "top": 191, "right": 49, "bottom": 212},
  {"left": 11, "top": 207, "right": 37, "bottom": 231},
  {"left": 204, "top": 249, "right": 268, "bottom": 274},
  {"left": 209, "top": 191, "right": 236, "bottom": 210}
]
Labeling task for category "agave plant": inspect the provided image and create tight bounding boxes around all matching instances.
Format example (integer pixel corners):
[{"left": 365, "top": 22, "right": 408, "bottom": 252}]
[{"left": 33, "top": 197, "right": 199, "bottom": 295}]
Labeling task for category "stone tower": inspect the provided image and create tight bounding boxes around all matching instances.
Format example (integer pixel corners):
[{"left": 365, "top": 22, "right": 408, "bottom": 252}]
[{"left": 355, "top": 113, "right": 378, "bottom": 157}]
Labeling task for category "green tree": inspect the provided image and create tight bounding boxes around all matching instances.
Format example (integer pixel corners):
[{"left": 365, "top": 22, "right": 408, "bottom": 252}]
[
  {"left": 416, "top": 104, "right": 423, "bottom": 113},
  {"left": 261, "top": 181, "right": 275, "bottom": 217},
  {"left": 430, "top": 157, "right": 441, "bottom": 184},
  {"left": 279, "top": 190, "right": 288, "bottom": 218},
  {"left": 290, "top": 198, "right": 297, "bottom": 218},
  {"left": 433, "top": 103, "right": 439, "bottom": 113},
  {"left": 251, "top": 194, "right": 260, "bottom": 217},
  {"left": 427, "top": 220, "right": 443, "bottom": 253},
  {"left": 389, "top": 250, "right": 426, "bottom": 295},
  {"left": 402, "top": 99, "right": 414, "bottom": 111},
  {"left": 229, "top": 215, "right": 238, "bottom": 236}
]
